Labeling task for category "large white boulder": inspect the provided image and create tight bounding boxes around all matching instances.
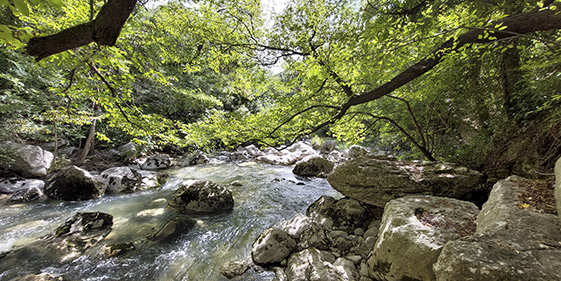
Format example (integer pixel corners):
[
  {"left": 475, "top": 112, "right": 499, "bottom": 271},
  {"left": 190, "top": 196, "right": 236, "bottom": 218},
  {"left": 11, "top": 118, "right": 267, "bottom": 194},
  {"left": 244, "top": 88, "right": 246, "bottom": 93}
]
[
  {"left": 368, "top": 195, "right": 478, "bottom": 281},
  {"left": 0, "top": 141, "right": 53, "bottom": 177}
]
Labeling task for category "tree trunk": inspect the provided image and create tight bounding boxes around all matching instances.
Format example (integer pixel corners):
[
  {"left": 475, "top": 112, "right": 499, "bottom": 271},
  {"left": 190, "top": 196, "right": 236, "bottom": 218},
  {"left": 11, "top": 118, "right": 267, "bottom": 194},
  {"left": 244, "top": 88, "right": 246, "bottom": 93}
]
[
  {"left": 75, "top": 102, "right": 99, "bottom": 166},
  {"left": 25, "top": 0, "right": 138, "bottom": 61}
]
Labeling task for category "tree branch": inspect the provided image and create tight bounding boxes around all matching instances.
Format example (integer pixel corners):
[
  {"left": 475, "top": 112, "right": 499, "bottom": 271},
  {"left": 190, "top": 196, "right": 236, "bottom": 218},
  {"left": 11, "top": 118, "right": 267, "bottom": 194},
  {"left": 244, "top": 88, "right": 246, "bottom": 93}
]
[{"left": 25, "top": 0, "right": 138, "bottom": 61}]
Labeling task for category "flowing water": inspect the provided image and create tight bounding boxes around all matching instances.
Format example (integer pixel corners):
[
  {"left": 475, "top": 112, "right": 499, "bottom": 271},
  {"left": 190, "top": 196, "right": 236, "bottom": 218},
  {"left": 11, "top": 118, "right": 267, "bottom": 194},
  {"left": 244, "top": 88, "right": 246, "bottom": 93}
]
[{"left": 0, "top": 162, "right": 341, "bottom": 281}]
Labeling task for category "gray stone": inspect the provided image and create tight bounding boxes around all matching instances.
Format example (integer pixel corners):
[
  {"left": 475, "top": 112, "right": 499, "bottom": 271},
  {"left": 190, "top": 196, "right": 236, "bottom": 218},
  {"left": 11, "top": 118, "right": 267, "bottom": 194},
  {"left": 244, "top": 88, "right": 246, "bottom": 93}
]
[
  {"left": 292, "top": 156, "right": 334, "bottom": 177},
  {"left": 286, "top": 248, "right": 350, "bottom": 281},
  {"left": 45, "top": 166, "right": 106, "bottom": 201},
  {"left": 348, "top": 145, "right": 368, "bottom": 158},
  {"left": 8, "top": 186, "right": 43, "bottom": 204},
  {"left": 149, "top": 216, "right": 196, "bottom": 243},
  {"left": 307, "top": 196, "right": 366, "bottom": 230},
  {"left": 99, "top": 166, "right": 142, "bottom": 193},
  {"left": 434, "top": 176, "right": 561, "bottom": 281},
  {"left": 319, "top": 140, "right": 337, "bottom": 154},
  {"left": 141, "top": 153, "right": 171, "bottom": 170},
  {"left": 0, "top": 178, "right": 44, "bottom": 194},
  {"left": 328, "top": 157, "right": 483, "bottom": 207},
  {"left": 334, "top": 257, "right": 359, "bottom": 281},
  {"left": 368, "top": 195, "right": 479, "bottom": 281},
  {"left": 252, "top": 228, "right": 296, "bottom": 265},
  {"left": 220, "top": 261, "right": 250, "bottom": 279},
  {"left": 168, "top": 180, "right": 234, "bottom": 214},
  {"left": 0, "top": 141, "right": 54, "bottom": 177},
  {"left": 117, "top": 142, "right": 137, "bottom": 161},
  {"left": 278, "top": 213, "right": 315, "bottom": 238},
  {"left": 104, "top": 242, "right": 135, "bottom": 258}
]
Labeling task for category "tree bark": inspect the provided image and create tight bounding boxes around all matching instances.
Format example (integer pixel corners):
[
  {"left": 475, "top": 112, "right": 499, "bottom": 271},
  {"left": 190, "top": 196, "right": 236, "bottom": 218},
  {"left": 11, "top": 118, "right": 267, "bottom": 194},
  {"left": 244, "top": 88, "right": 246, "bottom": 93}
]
[{"left": 25, "top": 0, "right": 138, "bottom": 61}]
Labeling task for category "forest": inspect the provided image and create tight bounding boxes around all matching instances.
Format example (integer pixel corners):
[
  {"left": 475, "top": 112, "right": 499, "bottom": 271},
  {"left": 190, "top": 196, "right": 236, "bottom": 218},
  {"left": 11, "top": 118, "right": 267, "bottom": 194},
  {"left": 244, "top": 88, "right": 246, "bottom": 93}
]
[{"left": 1, "top": 0, "right": 561, "bottom": 175}]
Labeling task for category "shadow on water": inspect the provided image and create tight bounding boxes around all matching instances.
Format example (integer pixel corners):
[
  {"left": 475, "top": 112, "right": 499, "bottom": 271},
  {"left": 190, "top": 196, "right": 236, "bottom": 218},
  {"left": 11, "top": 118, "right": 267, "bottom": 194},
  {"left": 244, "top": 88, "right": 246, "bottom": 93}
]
[{"left": 0, "top": 162, "right": 341, "bottom": 280}]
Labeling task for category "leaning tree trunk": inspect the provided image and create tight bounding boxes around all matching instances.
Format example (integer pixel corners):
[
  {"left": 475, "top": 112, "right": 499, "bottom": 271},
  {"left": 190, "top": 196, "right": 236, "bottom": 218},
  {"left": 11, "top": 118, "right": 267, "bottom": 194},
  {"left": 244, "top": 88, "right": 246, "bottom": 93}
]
[{"left": 75, "top": 102, "right": 98, "bottom": 166}]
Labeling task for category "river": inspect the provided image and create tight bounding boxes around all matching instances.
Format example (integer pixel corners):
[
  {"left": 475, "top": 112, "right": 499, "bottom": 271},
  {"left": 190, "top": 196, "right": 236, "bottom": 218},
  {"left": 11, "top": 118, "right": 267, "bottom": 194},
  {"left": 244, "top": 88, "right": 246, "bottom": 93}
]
[{"left": 0, "top": 161, "right": 341, "bottom": 280}]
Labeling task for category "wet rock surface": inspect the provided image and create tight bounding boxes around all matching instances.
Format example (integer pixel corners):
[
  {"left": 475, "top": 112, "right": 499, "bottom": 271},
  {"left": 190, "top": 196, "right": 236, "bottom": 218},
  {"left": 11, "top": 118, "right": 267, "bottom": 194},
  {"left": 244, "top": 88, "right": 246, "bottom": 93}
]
[
  {"left": 168, "top": 180, "right": 234, "bottom": 214},
  {"left": 45, "top": 166, "right": 105, "bottom": 201}
]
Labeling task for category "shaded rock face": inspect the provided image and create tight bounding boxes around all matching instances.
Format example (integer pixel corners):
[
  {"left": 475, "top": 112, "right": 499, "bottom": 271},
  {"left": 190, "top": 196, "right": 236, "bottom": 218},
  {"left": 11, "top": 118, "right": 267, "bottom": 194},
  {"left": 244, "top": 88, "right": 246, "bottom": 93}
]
[
  {"left": 141, "top": 153, "right": 171, "bottom": 170},
  {"left": 292, "top": 156, "right": 334, "bottom": 177},
  {"left": 368, "top": 195, "right": 479, "bottom": 281},
  {"left": 0, "top": 142, "right": 54, "bottom": 177},
  {"left": 252, "top": 228, "right": 296, "bottom": 265},
  {"left": 286, "top": 248, "right": 350, "bottom": 281},
  {"left": 307, "top": 196, "right": 366, "bottom": 230},
  {"left": 149, "top": 216, "right": 196, "bottom": 243},
  {"left": 319, "top": 140, "right": 337, "bottom": 154},
  {"left": 8, "top": 186, "right": 43, "bottom": 204},
  {"left": 45, "top": 166, "right": 105, "bottom": 201},
  {"left": 434, "top": 176, "right": 561, "bottom": 281},
  {"left": 220, "top": 261, "right": 250, "bottom": 279},
  {"left": 104, "top": 242, "right": 135, "bottom": 258},
  {"left": 347, "top": 145, "right": 368, "bottom": 159},
  {"left": 167, "top": 180, "right": 234, "bottom": 214},
  {"left": 328, "top": 157, "right": 483, "bottom": 207},
  {"left": 40, "top": 212, "right": 113, "bottom": 262}
]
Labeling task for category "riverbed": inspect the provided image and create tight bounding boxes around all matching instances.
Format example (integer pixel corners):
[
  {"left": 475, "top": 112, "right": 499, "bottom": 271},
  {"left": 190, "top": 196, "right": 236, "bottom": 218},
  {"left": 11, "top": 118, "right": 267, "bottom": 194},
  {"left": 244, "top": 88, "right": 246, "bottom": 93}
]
[{"left": 0, "top": 162, "right": 341, "bottom": 280}]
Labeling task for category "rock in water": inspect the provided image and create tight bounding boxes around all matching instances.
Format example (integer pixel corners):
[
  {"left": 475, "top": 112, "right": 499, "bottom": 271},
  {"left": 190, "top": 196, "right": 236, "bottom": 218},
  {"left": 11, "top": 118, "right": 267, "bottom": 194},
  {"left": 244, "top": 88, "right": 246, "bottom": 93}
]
[
  {"left": 45, "top": 166, "right": 106, "bottom": 200},
  {"left": 368, "top": 195, "right": 479, "bottom": 281},
  {"left": 0, "top": 141, "right": 54, "bottom": 177},
  {"left": 251, "top": 228, "right": 296, "bottom": 265},
  {"left": 292, "top": 156, "right": 334, "bottom": 177},
  {"left": 149, "top": 216, "right": 196, "bottom": 242},
  {"left": 99, "top": 166, "right": 143, "bottom": 193},
  {"left": 168, "top": 180, "right": 234, "bottom": 214},
  {"left": 220, "top": 261, "right": 250, "bottom": 279},
  {"left": 319, "top": 140, "right": 337, "bottom": 154},
  {"left": 141, "top": 153, "right": 171, "bottom": 170},
  {"left": 327, "top": 157, "right": 483, "bottom": 207}
]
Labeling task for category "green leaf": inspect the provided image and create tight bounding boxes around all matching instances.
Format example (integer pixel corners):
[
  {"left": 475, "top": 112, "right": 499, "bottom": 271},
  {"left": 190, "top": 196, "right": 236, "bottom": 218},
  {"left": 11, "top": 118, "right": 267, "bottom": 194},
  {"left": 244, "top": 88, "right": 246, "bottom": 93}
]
[{"left": 13, "top": 0, "right": 30, "bottom": 16}]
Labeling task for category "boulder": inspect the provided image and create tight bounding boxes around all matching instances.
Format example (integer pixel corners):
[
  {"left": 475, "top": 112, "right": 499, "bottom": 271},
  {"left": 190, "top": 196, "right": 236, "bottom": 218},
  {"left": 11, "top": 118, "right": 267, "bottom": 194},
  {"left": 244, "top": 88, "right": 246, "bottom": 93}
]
[
  {"left": 278, "top": 213, "right": 316, "bottom": 238},
  {"left": 307, "top": 196, "right": 366, "bottom": 230},
  {"left": 8, "top": 186, "right": 43, "bottom": 204},
  {"left": 292, "top": 156, "right": 335, "bottom": 177},
  {"left": 116, "top": 142, "right": 137, "bottom": 161},
  {"left": 285, "top": 248, "right": 350, "bottom": 281},
  {"left": 167, "top": 180, "right": 234, "bottom": 214},
  {"left": 328, "top": 157, "right": 483, "bottom": 207},
  {"left": 189, "top": 151, "right": 209, "bottom": 165},
  {"left": 141, "top": 153, "right": 171, "bottom": 170},
  {"left": 252, "top": 228, "right": 297, "bottom": 265},
  {"left": 220, "top": 261, "right": 250, "bottom": 279},
  {"left": 47, "top": 212, "right": 113, "bottom": 261},
  {"left": 368, "top": 195, "right": 478, "bottom": 281},
  {"left": 434, "top": 176, "right": 561, "bottom": 281},
  {"left": 45, "top": 166, "right": 105, "bottom": 201},
  {"left": 256, "top": 142, "right": 317, "bottom": 166},
  {"left": 104, "top": 242, "right": 135, "bottom": 258},
  {"left": 0, "top": 142, "right": 54, "bottom": 177},
  {"left": 319, "top": 140, "right": 337, "bottom": 154},
  {"left": 149, "top": 216, "right": 196, "bottom": 243},
  {"left": 347, "top": 145, "right": 368, "bottom": 158},
  {"left": 0, "top": 178, "right": 44, "bottom": 194},
  {"left": 99, "top": 167, "right": 142, "bottom": 193}
]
